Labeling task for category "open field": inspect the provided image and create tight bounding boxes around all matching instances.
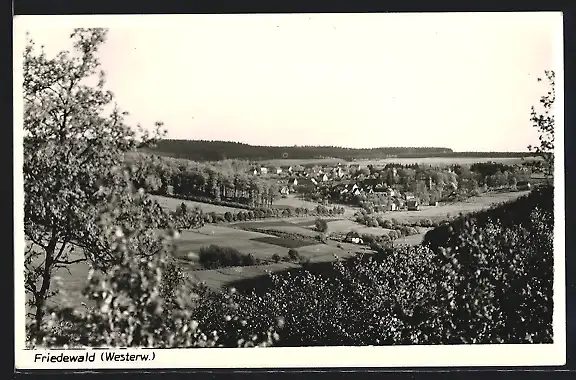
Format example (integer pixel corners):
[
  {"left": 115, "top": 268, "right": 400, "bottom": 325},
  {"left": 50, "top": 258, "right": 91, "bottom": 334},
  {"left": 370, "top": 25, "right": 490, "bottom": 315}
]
[
  {"left": 379, "top": 190, "right": 530, "bottom": 224},
  {"left": 393, "top": 228, "right": 433, "bottom": 247},
  {"left": 189, "top": 240, "right": 361, "bottom": 290},
  {"left": 326, "top": 219, "right": 394, "bottom": 236},
  {"left": 24, "top": 246, "right": 96, "bottom": 312},
  {"left": 273, "top": 194, "right": 360, "bottom": 217},
  {"left": 252, "top": 236, "right": 318, "bottom": 249},
  {"left": 272, "top": 195, "right": 325, "bottom": 210},
  {"left": 233, "top": 217, "right": 347, "bottom": 238},
  {"left": 174, "top": 226, "right": 292, "bottom": 262},
  {"left": 152, "top": 195, "right": 246, "bottom": 213}
]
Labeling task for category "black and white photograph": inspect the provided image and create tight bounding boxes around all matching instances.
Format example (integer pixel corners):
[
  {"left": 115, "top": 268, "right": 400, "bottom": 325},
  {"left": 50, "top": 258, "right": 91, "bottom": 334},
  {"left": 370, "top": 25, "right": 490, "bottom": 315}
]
[{"left": 14, "top": 12, "right": 565, "bottom": 369}]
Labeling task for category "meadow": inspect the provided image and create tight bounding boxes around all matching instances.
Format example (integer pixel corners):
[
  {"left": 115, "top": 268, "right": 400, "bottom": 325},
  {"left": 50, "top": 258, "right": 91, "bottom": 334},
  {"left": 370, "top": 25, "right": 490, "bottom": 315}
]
[
  {"left": 374, "top": 190, "right": 530, "bottom": 224},
  {"left": 273, "top": 194, "right": 360, "bottom": 217},
  {"left": 152, "top": 194, "right": 247, "bottom": 213}
]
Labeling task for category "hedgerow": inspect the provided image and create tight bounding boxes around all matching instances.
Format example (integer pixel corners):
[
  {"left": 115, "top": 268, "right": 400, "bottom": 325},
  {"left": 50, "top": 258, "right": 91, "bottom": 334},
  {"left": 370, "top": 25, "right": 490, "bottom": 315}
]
[{"left": 198, "top": 245, "right": 261, "bottom": 269}]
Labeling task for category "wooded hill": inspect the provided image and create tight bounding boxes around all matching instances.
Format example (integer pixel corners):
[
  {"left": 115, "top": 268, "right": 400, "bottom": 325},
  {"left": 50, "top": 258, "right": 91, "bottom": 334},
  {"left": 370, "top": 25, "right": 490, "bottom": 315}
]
[{"left": 141, "top": 139, "right": 528, "bottom": 162}]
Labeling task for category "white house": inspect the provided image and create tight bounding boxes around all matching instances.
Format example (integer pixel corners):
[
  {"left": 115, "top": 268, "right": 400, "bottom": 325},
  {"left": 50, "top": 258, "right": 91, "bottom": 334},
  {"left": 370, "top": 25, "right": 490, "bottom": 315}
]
[
  {"left": 404, "top": 192, "right": 416, "bottom": 201},
  {"left": 345, "top": 231, "right": 363, "bottom": 244}
]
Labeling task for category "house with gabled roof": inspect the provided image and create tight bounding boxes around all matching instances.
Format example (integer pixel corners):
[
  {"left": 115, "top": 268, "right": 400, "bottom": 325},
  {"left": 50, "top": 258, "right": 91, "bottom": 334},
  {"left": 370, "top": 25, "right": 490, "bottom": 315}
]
[
  {"left": 331, "top": 166, "right": 345, "bottom": 178},
  {"left": 295, "top": 177, "right": 316, "bottom": 192},
  {"left": 393, "top": 197, "right": 404, "bottom": 210},
  {"left": 269, "top": 166, "right": 282, "bottom": 175},
  {"left": 345, "top": 231, "right": 363, "bottom": 244},
  {"left": 404, "top": 192, "right": 416, "bottom": 201}
]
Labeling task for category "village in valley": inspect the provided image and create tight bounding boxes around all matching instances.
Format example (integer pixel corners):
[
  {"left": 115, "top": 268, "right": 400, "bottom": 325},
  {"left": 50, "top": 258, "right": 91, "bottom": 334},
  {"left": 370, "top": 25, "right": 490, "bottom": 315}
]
[
  {"left": 20, "top": 13, "right": 558, "bottom": 351},
  {"left": 130, "top": 148, "right": 542, "bottom": 290}
]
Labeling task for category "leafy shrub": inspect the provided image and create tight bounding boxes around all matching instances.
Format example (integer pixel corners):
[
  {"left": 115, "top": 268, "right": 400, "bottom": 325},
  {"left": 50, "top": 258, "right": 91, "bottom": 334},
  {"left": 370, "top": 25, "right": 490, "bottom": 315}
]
[
  {"left": 315, "top": 218, "right": 329, "bottom": 232},
  {"left": 382, "top": 220, "right": 394, "bottom": 229},
  {"left": 421, "top": 218, "right": 433, "bottom": 227},
  {"left": 421, "top": 185, "right": 554, "bottom": 343},
  {"left": 379, "top": 234, "right": 391, "bottom": 242},
  {"left": 198, "top": 245, "right": 259, "bottom": 269},
  {"left": 244, "top": 246, "right": 440, "bottom": 346},
  {"left": 361, "top": 234, "right": 376, "bottom": 245},
  {"left": 272, "top": 254, "right": 281, "bottom": 263},
  {"left": 288, "top": 249, "right": 300, "bottom": 261}
]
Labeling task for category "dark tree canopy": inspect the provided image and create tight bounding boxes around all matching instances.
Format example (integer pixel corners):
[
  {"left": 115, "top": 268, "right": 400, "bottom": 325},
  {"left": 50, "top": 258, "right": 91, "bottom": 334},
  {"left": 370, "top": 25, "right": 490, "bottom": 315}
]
[{"left": 23, "top": 28, "right": 177, "bottom": 339}]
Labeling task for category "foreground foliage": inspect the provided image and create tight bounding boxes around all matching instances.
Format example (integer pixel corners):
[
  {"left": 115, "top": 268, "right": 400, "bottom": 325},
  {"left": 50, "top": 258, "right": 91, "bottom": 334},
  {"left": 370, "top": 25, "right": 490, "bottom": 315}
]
[{"left": 23, "top": 28, "right": 182, "bottom": 339}]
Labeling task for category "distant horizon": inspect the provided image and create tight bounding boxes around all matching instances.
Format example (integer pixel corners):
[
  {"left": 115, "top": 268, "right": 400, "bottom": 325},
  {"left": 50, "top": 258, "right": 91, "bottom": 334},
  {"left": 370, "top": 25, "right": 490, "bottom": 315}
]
[
  {"left": 155, "top": 138, "right": 533, "bottom": 153},
  {"left": 15, "top": 13, "right": 563, "bottom": 152}
]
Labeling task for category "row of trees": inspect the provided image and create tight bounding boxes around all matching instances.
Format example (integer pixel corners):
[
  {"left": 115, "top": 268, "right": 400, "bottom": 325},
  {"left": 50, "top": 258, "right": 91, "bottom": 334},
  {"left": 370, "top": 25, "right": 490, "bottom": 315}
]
[
  {"left": 129, "top": 153, "right": 281, "bottom": 208},
  {"left": 174, "top": 202, "right": 345, "bottom": 227}
]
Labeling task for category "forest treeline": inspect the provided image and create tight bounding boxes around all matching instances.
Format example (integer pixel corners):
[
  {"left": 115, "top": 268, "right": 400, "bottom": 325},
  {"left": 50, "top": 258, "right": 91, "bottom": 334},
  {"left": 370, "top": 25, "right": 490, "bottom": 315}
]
[
  {"left": 142, "top": 140, "right": 455, "bottom": 161},
  {"left": 142, "top": 139, "right": 530, "bottom": 162}
]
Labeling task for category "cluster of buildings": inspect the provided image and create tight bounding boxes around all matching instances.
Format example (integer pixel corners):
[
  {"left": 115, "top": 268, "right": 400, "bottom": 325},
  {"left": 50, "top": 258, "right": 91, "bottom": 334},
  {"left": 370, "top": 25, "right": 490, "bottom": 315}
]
[
  {"left": 250, "top": 163, "right": 347, "bottom": 178},
  {"left": 249, "top": 162, "right": 440, "bottom": 211}
]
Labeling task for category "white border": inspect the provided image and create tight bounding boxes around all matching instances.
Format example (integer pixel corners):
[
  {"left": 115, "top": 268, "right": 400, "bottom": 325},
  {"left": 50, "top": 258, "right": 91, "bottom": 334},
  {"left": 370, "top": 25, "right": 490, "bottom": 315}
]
[{"left": 13, "top": 13, "right": 566, "bottom": 370}]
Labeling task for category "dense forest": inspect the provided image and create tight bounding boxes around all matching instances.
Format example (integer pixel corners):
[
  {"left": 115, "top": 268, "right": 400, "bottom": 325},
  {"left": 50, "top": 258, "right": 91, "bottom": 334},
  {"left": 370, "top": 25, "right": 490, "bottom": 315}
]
[
  {"left": 142, "top": 140, "right": 452, "bottom": 161},
  {"left": 141, "top": 139, "right": 529, "bottom": 162}
]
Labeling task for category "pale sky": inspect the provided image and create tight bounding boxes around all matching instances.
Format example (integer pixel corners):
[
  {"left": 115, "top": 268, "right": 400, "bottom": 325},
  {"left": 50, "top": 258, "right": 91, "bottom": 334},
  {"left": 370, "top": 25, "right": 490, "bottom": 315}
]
[{"left": 14, "top": 13, "right": 563, "bottom": 152}]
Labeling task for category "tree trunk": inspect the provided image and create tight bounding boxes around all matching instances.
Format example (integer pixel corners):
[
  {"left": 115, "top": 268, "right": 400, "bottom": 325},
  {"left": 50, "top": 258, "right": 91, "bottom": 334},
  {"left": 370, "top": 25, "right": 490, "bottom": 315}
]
[{"left": 33, "top": 233, "right": 57, "bottom": 340}]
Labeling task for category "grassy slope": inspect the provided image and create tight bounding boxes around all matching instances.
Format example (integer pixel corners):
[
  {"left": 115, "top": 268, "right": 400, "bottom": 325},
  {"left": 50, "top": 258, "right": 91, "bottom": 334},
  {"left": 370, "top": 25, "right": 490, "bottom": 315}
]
[{"left": 152, "top": 195, "right": 247, "bottom": 213}]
